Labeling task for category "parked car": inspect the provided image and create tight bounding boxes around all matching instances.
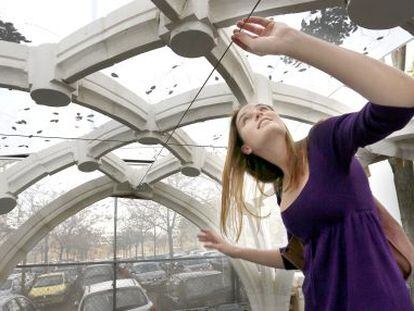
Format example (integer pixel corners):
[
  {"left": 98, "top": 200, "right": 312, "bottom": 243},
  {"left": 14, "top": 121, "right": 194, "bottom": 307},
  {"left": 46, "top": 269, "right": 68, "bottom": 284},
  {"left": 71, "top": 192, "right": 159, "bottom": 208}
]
[
  {"left": 0, "top": 275, "right": 23, "bottom": 296},
  {"left": 200, "top": 250, "right": 221, "bottom": 257},
  {"left": 77, "top": 278, "right": 155, "bottom": 311},
  {"left": 0, "top": 294, "right": 38, "bottom": 311},
  {"left": 54, "top": 266, "right": 79, "bottom": 285},
  {"left": 80, "top": 264, "right": 113, "bottom": 290},
  {"left": 130, "top": 263, "right": 167, "bottom": 287},
  {"left": 162, "top": 270, "right": 232, "bottom": 309},
  {"left": 27, "top": 267, "right": 46, "bottom": 279},
  {"left": 174, "top": 256, "right": 212, "bottom": 272},
  {"left": 28, "top": 272, "right": 70, "bottom": 307},
  {"left": 187, "top": 250, "right": 205, "bottom": 256}
]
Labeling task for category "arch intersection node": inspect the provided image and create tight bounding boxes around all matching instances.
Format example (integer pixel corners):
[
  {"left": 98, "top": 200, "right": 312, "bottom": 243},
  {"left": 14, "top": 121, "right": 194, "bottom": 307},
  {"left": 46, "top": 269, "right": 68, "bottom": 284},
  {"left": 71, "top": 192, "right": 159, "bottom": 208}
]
[
  {"left": 169, "top": 20, "right": 216, "bottom": 58},
  {"left": 0, "top": 193, "right": 17, "bottom": 215},
  {"left": 180, "top": 163, "right": 201, "bottom": 177},
  {"left": 29, "top": 44, "right": 74, "bottom": 106}
]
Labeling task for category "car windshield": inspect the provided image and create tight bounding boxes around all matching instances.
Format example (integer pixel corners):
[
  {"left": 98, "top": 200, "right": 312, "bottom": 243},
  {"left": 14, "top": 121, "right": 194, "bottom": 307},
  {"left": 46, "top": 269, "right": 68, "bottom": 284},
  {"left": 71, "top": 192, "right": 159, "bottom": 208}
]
[
  {"left": 0, "top": 280, "right": 12, "bottom": 290},
  {"left": 133, "top": 264, "right": 158, "bottom": 273},
  {"left": 84, "top": 275, "right": 112, "bottom": 286},
  {"left": 34, "top": 275, "right": 63, "bottom": 287},
  {"left": 85, "top": 266, "right": 112, "bottom": 278},
  {"left": 82, "top": 288, "right": 148, "bottom": 311}
]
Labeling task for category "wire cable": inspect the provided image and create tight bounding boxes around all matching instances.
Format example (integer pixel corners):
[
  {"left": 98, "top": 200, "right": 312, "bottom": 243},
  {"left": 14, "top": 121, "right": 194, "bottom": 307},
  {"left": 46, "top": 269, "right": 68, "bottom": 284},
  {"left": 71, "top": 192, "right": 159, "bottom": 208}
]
[{"left": 0, "top": 132, "right": 227, "bottom": 149}]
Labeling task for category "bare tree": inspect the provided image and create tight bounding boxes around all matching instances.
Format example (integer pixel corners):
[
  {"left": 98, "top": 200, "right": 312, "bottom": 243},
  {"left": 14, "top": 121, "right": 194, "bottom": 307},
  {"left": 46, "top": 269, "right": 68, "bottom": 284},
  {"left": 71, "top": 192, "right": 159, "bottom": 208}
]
[
  {"left": 177, "top": 217, "right": 200, "bottom": 250},
  {"left": 124, "top": 200, "right": 158, "bottom": 258}
]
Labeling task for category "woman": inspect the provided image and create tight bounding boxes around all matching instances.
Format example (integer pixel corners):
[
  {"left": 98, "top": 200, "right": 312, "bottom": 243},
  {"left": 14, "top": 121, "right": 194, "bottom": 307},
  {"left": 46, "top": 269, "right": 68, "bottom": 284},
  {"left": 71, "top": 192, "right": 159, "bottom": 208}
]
[{"left": 197, "top": 17, "right": 414, "bottom": 310}]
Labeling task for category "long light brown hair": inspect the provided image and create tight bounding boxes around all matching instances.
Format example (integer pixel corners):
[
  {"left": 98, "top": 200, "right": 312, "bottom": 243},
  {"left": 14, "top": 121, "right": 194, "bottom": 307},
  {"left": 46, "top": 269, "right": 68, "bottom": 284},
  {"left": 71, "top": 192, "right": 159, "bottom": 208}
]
[{"left": 221, "top": 107, "right": 309, "bottom": 241}]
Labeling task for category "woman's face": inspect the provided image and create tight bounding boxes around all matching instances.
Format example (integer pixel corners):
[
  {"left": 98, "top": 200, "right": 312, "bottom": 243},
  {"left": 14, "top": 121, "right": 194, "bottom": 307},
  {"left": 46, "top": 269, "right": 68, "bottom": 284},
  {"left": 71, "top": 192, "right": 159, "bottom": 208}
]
[{"left": 235, "top": 103, "right": 286, "bottom": 155}]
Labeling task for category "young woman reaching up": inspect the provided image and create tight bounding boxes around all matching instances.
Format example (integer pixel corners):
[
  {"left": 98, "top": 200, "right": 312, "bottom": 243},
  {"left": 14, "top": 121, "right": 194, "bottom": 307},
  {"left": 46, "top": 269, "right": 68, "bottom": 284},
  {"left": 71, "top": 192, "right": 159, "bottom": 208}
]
[{"left": 198, "top": 17, "right": 414, "bottom": 310}]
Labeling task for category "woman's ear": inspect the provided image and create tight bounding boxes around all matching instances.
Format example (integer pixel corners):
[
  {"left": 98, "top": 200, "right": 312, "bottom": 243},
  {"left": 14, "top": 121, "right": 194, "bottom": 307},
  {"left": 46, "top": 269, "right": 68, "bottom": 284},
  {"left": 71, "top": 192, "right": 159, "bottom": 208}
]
[{"left": 241, "top": 144, "right": 252, "bottom": 155}]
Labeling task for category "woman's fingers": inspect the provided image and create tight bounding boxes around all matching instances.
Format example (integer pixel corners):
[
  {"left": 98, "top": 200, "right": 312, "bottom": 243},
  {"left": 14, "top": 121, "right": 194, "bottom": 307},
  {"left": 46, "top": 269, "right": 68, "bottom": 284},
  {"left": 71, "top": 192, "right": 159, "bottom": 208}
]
[
  {"left": 231, "top": 32, "right": 255, "bottom": 52},
  {"left": 241, "top": 16, "right": 273, "bottom": 27},
  {"left": 199, "top": 239, "right": 209, "bottom": 243},
  {"left": 198, "top": 231, "right": 216, "bottom": 242},
  {"left": 204, "top": 243, "right": 216, "bottom": 250},
  {"left": 236, "top": 22, "right": 264, "bottom": 35}
]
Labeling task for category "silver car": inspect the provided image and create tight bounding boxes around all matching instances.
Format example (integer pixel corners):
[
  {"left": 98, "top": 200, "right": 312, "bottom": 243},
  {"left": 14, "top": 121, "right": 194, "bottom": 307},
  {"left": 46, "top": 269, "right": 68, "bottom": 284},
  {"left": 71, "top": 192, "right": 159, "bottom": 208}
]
[
  {"left": 0, "top": 275, "right": 23, "bottom": 296},
  {"left": 130, "top": 263, "right": 167, "bottom": 287},
  {"left": 78, "top": 278, "right": 155, "bottom": 311},
  {"left": 0, "top": 294, "right": 38, "bottom": 311}
]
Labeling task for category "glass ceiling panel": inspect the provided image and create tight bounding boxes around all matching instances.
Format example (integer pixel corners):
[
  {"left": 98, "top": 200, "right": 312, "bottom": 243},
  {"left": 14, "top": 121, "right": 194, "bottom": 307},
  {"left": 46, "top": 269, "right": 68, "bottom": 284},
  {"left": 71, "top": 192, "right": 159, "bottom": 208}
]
[
  {"left": 0, "top": 88, "right": 112, "bottom": 156},
  {"left": 101, "top": 48, "right": 223, "bottom": 105}
]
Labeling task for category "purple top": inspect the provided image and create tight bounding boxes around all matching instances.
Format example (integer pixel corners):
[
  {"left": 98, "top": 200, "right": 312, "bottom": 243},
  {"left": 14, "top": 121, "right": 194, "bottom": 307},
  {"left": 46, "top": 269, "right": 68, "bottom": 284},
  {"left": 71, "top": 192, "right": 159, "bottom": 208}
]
[{"left": 280, "top": 102, "right": 414, "bottom": 310}]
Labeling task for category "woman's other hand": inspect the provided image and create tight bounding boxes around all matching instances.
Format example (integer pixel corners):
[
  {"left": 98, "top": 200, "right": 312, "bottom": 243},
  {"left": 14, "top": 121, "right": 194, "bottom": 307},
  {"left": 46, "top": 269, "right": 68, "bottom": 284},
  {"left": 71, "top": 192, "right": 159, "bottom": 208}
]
[
  {"left": 197, "top": 229, "right": 239, "bottom": 258},
  {"left": 231, "top": 16, "right": 294, "bottom": 56}
]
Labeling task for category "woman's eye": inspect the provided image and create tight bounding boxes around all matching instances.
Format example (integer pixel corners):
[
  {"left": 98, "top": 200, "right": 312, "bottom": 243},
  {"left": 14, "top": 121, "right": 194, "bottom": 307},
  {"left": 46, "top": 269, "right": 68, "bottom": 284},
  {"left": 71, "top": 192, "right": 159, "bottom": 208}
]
[{"left": 243, "top": 115, "right": 250, "bottom": 124}]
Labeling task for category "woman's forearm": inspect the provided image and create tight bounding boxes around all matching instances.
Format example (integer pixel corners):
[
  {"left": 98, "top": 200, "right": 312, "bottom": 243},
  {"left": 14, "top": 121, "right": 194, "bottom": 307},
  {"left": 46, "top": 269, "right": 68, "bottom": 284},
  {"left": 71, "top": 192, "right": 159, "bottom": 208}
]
[
  {"left": 283, "top": 28, "right": 414, "bottom": 108},
  {"left": 233, "top": 246, "right": 285, "bottom": 269}
]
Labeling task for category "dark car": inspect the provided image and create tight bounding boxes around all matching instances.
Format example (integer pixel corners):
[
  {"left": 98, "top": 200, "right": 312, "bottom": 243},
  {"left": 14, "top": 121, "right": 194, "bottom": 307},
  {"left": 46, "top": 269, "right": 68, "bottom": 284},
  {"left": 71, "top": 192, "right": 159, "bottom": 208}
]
[
  {"left": 130, "top": 262, "right": 167, "bottom": 287},
  {"left": 79, "top": 264, "right": 113, "bottom": 291},
  {"left": 0, "top": 294, "right": 38, "bottom": 311},
  {"left": 162, "top": 270, "right": 232, "bottom": 309}
]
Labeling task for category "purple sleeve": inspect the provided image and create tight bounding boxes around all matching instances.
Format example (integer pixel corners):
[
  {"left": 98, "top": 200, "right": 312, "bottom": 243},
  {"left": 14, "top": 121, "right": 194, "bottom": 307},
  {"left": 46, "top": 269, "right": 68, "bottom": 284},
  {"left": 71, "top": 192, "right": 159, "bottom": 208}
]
[{"left": 311, "top": 102, "right": 414, "bottom": 168}]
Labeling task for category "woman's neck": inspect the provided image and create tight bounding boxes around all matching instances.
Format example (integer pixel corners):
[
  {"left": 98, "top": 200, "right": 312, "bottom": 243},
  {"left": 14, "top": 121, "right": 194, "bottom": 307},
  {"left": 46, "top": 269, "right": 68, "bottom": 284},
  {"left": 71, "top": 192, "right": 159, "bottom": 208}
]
[{"left": 256, "top": 139, "right": 293, "bottom": 181}]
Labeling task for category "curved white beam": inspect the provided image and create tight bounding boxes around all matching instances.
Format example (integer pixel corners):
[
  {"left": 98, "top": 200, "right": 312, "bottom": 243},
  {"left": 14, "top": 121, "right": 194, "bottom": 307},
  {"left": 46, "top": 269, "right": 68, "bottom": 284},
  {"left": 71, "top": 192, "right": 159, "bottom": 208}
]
[
  {"left": 151, "top": 0, "right": 184, "bottom": 22},
  {"left": 209, "top": 0, "right": 342, "bottom": 28},
  {"left": 0, "top": 41, "right": 29, "bottom": 91},
  {"left": 154, "top": 83, "right": 237, "bottom": 130},
  {"left": 57, "top": 1, "right": 164, "bottom": 83},
  {"left": 270, "top": 82, "right": 350, "bottom": 124},
  {"left": 204, "top": 29, "right": 256, "bottom": 105},
  {"left": 155, "top": 79, "right": 351, "bottom": 131},
  {"left": 73, "top": 73, "right": 151, "bottom": 131}
]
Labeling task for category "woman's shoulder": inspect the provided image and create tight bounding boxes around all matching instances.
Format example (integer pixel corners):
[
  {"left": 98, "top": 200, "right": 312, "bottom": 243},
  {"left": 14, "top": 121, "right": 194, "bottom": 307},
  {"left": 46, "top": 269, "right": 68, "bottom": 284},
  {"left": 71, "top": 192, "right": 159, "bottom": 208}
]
[{"left": 307, "top": 116, "right": 339, "bottom": 147}]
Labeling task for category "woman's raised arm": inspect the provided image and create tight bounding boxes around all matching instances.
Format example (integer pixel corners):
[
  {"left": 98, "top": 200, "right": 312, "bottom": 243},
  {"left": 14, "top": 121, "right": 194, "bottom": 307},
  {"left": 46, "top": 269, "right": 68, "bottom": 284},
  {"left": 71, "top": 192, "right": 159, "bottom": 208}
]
[{"left": 232, "top": 17, "right": 414, "bottom": 108}]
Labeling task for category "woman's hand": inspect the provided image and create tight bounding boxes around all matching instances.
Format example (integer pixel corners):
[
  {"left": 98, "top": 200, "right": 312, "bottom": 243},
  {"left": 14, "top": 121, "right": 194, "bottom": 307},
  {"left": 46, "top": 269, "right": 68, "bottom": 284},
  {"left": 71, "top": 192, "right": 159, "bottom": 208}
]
[
  {"left": 231, "top": 16, "right": 295, "bottom": 56},
  {"left": 197, "top": 229, "right": 239, "bottom": 258}
]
